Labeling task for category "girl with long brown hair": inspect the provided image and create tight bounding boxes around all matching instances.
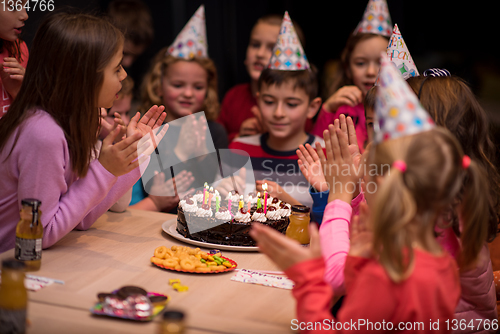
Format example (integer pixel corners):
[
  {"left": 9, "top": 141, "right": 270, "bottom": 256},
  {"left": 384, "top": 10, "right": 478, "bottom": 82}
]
[{"left": 0, "top": 12, "right": 167, "bottom": 252}]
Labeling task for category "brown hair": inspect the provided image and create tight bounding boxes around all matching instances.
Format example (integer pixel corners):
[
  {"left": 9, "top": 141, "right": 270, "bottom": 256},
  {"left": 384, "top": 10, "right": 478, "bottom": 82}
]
[
  {"left": 370, "top": 128, "right": 489, "bottom": 282},
  {"left": 140, "top": 48, "right": 219, "bottom": 121},
  {"left": 364, "top": 85, "right": 378, "bottom": 111},
  {"left": 406, "top": 75, "right": 500, "bottom": 241},
  {"left": 107, "top": 0, "right": 153, "bottom": 47},
  {"left": 0, "top": 12, "right": 124, "bottom": 178},
  {"left": 257, "top": 66, "right": 319, "bottom": 101},
  {"left": 328, "top": 32, "right": 389, "bottom": 97},
  {"left": 254, "top": 13, "right": 306, "bottom": 47}
]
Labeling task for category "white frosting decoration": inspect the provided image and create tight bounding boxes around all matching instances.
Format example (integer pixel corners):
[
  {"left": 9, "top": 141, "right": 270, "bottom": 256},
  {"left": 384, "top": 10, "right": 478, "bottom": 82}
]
[
  {"left": 270, "top": 200, "right": 282, "bottom": 208},
  {"left": 196, "top": 207, "right": 213, "bottom": 217},
  {"left": 266, "top": 210, "right": 281, "bottom": 220},
  {"left": 193, "top": 193, "right": 204, "bottom": 203},
  {"left": 278, "top": 204, "right": 291, "bottom": 217},
  {"left": 183, "top": 202, "right": 198, "bottom": 213},
  {"left": 251, "top": 211, "right": 267, "bottom": 222},
  {"left": 225, "top": 193, "right": 240, "bottom": 202},
  {"left": 245, "top": 195, "right": 258, "bottom": 205},
  {"left": 234, "top": 210, "right": 251, "bottom": 223},
  {"left": 215, "top": 210, "right": 232, "bottom": 221}
]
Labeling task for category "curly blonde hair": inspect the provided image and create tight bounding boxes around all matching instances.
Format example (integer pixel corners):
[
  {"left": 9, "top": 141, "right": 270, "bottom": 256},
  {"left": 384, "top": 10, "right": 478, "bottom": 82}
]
[{"left": 140, "top": 47, "right": 219, "bottom": 121}]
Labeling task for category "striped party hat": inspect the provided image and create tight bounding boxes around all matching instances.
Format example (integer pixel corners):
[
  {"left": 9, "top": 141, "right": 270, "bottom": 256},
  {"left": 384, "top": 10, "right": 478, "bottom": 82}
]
[
  {"left": 374, "top": 53, "right": 434, "bottom": 143},
  {"left": 167, "top": 5, "right": 207, "bottom": 59},
  {"left": 355, "top": 0, "right": 392, "bottom": 37},
  {"left": 267, "top": 11, "right": 309, "bottom": 71}
]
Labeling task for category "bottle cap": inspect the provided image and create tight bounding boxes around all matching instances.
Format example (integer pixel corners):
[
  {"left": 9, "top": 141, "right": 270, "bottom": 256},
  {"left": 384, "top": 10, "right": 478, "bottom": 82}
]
[
  {"left": 291, "top": 205, "right": 310, "bottom": 213},
  {"left": 162, "top": 310, "right": 185, "bottom": 321},
  {"left": 21, "top": 198, "right": 42, "bottom": 208},
  {"left": 2, "top": 258, "right": 26, "bottom": 270}
]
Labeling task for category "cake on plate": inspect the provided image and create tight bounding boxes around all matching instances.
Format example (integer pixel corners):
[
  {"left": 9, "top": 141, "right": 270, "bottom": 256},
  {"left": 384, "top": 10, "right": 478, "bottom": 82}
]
[{"left": 176, "top": 190, "right": 291, "bottom": 247}]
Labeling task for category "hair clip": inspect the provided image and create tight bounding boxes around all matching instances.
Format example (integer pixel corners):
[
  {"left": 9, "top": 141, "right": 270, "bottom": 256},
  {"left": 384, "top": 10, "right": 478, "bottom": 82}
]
[
  {"left": 423, "top": 68, "right": 451, "bottom": 77},
  {"left": 462, "top": 155, "right": 471, "bottom": 169},
  {"left": 392, "top": 160, "right": 407, "bottom": 173}
]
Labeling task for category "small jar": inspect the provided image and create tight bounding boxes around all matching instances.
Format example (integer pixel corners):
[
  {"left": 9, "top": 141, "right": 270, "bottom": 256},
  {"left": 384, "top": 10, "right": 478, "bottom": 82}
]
[
  {"left": 285, "top": 205, "right": 311, "bottom": 245},
  {"left": 159, "top": 310, "right": 185, "bottom": 334},
  {"left": 0, "top": 259, "right": 27, "bottom": 334}
]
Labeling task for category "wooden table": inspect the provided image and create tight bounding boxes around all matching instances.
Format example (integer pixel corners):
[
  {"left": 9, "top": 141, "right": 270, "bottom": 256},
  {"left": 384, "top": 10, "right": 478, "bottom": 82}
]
[{"left": 0, "top": 209, "right": 296, "bottom": 334}]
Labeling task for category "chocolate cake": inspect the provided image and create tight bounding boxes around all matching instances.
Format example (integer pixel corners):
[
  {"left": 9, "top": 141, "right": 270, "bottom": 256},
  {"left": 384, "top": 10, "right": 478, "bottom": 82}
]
[{"left": 176, "top": 192, "right": 290, "bottom": 247}]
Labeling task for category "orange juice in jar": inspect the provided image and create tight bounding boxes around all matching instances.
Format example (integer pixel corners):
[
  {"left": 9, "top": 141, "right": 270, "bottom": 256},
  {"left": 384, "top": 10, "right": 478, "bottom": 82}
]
[
  {"left": 15, "top": 199, "right": 43, "bottom": 271},
  {"left": 285, "top": 205, "right": 310, "bottom": 245}
]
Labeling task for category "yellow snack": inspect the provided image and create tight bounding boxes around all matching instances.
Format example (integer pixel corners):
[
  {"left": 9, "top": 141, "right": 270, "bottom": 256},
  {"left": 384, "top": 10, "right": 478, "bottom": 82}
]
[
  {"left": 174, "top": 264, "right": 181, "bottom": 270},
  {"left": 162, "top": 258, "right": 178, "bottom": 268},
  {"left": 154, "top": 246, "right": 168, "bottom": 259},
  {"left": 210, "top": 265, "right": 225, "bottom": 271},
  {"left": 195, "top": 267, "right": 211, "bottom": 272},
  {"left": 207, "top": 255, "right": 214, "bottom": 262},
  {"left": 175, "top": 285, "right": 189, "bottom": 292},
  {"left": 222, "top": 261, "right": 233, "bottom": 268},
  {"left": 179, "top": 259, "right": 196, "bottom": 271},
  {"left": 151, "top": 256, "right": 163, "bottom": 266},
  {"left": 169, "top": 279, "right": 181, "bottom": 285}
]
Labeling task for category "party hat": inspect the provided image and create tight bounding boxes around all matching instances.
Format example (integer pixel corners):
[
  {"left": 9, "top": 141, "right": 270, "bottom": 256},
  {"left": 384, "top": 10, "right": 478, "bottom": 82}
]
[
  {"left": 374, "top": 53, "right": 434, "bottom": 143},
  {"left": 167, "top": 5, "right": 207, "bottom": 59},
  {"left": 386, "top": 24, "right": 419, "bottom": 79},
  {"left": 267, "top": 11, "right": 309, "bottom": 71},
  {"left": 355, "top": 0, "right": 392, "bottom": 37}
]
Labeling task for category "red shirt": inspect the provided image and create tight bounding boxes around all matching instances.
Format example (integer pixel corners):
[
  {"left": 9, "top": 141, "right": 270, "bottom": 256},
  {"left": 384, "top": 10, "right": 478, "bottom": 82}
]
[
  {"left": 218, "top": 82, "right": 314, "bottom": 143},
  {"left": 1, "top": 40, "right": 29, "bottom": 118},
  {"left": 286, "top": 250, "right": 460, "bottom": 333}
]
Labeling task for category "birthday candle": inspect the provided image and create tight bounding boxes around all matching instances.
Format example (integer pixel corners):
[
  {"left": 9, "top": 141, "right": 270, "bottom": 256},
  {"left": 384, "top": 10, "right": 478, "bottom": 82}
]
[
  {"left": 238, "top": 195, "right": 243, "bottom": 209},
  {"left": 257, "top": 192, "right": 261, "bottom": 209},
  {"left": 263, "top": 183, "right": 268, "bottom": 213},
  {"left": 203, "top": 188, "right": 207, "bottom": 205},
  {"left": 247, "top": 198, "right": 251, "bottom": 213},
  {"left": 208, "top": 187, "right": 214, "bottom": 204},
  {"left": 215, "top": 190, "right": 220, "bottom": 212}
]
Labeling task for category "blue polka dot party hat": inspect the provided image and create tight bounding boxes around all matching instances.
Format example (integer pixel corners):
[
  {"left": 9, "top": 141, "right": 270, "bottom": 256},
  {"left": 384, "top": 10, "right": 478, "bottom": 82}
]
[
  {"left": 355, "top": 0, "right": 392, "bottom": 37},
  {"left": 267, "top": 11, "right": 310, "bottom": 71},
  {"left": 374, "top": 53, "right": 434, "bottom": 144},
  {"left": 167, "top": 5, "right": 207, "bottom": 59}
]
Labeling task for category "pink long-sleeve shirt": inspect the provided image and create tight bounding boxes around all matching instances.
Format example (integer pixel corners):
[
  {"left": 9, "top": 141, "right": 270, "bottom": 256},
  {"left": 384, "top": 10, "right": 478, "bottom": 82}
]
[{"left": 0, "top": 110, "right": 146, "bottom": 251}]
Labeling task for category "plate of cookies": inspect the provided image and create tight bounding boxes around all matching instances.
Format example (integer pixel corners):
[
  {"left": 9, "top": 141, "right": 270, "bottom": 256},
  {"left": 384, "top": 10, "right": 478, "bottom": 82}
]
[{"left": 150, "top": 245, "right": 237, "bottom": 274}]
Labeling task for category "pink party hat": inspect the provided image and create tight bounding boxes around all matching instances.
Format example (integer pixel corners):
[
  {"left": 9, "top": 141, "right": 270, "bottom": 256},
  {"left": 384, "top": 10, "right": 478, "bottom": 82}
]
[
  {"left": 167, "top": 5, "right": 207, "bottom": 59},
  {"left": 355, "top": 0, "right": 392, "bottom": 37},
  {"left": 386, "top": 24, "right": 419, "bottom": 79},
  {"left": 267, "top": 11, "right": 309, "bottom": 71},
  {"left": 374, "top": 53, "right": 434, "bottom": 143}
]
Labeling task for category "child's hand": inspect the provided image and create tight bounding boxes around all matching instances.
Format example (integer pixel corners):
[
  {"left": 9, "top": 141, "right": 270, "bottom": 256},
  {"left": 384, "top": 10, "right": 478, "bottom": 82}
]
[
  {"left": 256, "top": 180, "right": 301, "bottom": 205},
  {"left": 216, "top": 167, "right": 246, "bottom": 198},
  {"left": 323, "top": 85, "right": 363, "bottom": 113},
  {"left": 0, "top": 57, "right": 26, "bottom": 99},
  {"left": 99, "top": 108, "right": 127, "bottom": 141},
  {"left": 174, "top": 114, "right": 209, "bottom": 161},
  {"left": 98, "top": 126, "right": 143, "bottom": 176},
  {"left": 317, "top": 124, "right": 360, "bottom": 204},
  {"left": 297, "top": 143, "right": 328, "bottom": 192},
  {"left": 128, "top": 105, "right": 169, "bottom": 157},
  {"left": 348, "top": 202, "right": 373, "bottom": 258},
  {"left": 239, "top": 117, "right": 262, "bottom": 137},
  {"left": 249, "top": 222, "right": 322, "bottom": 272},
  {"left": 147, "top": 170, "right": 194, "bottom": 211}
]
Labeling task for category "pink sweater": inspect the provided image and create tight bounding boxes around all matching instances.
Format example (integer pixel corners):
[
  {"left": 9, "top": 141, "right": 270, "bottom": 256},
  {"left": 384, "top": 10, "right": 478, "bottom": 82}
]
[
  {"left": 320, "top": 196, "right": 497, "bottom": 333},
  {"left": 0, "top": 110, "right": 146, "bottom": 251}
]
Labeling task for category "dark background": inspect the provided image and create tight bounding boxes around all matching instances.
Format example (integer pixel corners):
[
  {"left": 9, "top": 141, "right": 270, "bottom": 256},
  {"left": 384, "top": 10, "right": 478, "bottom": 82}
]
[{"left": 20, "top": 0, "right": 500, "bottom": 140}]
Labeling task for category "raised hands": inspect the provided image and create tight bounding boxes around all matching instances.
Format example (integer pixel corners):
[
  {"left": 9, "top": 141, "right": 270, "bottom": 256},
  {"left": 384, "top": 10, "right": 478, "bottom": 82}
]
[
  {"left": 147, "top": 170, "right": 195, "bottom": 212},
  {"left": 99, "top": 108, "right": 127, "bottom": 141},
  {"left": 0, "top": 57, "right": 26, "bottom": 99},
  {"left": 348, "top": 202, "right": 373, "bottom": 258},
  {"left": 98, "top": 125, "right": 142, "bottom": 177},
  {"left": 297, "top": 142, "right": 328, "bottom": 192},
  {"left": 238, "top": 105, "right": 266, "bottom": 137},
  {"left": 174, "top": 114, "right": 209, "bottom": 162},
  {"left": 216, "top": 167, "right": 247, "bottom": 198},
  {"left": 128, "top": 105, "right": 168, "bottom": 157},
  {"left": 249, "top": 222, "right": 322, "bottom": 272},
  {"left": 323, "top": 85, "right": 363, "bottom": 113}
]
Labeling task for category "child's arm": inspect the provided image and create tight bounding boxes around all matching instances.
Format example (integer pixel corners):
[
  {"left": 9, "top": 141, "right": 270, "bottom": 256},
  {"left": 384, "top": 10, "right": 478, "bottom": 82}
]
[{"left": 323, "top": 86, "right": 363, "bottom": 114}]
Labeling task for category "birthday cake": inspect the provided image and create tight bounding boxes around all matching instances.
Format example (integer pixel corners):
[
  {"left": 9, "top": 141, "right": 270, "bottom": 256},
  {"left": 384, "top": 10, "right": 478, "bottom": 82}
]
[{"left": 176, "top": 189, "right": 291, "bottom": 247}]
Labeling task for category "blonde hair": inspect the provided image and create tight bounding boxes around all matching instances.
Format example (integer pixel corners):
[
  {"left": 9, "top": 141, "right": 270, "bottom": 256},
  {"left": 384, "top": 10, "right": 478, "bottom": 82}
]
[
  {"left": 140, "top": 47, "right": 219, "bottom": 121},
  {"left": 369, "top": 128, "right": 489, "bottom": 282}
]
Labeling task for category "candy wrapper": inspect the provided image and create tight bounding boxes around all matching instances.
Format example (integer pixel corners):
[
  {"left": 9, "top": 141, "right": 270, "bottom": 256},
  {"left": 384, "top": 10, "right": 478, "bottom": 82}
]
[{"left": 231, "top": 269, "right": 294, "bottom": 290}]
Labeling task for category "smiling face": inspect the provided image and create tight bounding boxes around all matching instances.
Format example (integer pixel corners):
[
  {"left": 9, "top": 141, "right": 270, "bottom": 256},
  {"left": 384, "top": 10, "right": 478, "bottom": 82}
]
[
  {"left": 244, "top": 22, "right": 280, "bottom": 82},
  {"left": 97, "top": 45, "right": 127, "bottom": 108},
  {"left": 347, "top": 35, "right": 388, "bottom": 96},
  {"left": 0, "top": 3, "right": 28, "bottom": 42},
  {"left": 258, "top": 80, "right": 319, "bottom": 145},
  {"left": 160, "top": 60, "right": 207, "bottom": 120}
]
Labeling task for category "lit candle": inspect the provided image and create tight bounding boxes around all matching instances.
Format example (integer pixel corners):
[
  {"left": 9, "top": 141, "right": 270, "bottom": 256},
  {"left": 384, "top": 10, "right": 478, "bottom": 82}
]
[
  {"left": 247, "top": 197, "right": 251, "bottom": 213},
  {"left": 257, "top": 192, "right": 261, "bottom": 209},
  {"left": 208, "top": 187, "right": 214, "bottom": 205},
  {"left": 215, "top": 190, "right": 220, "bottom": 212},
  {"left": 263, "top": 183, "right": 268, "bottom": 213},
  {"left": 203, "top": 188, "right": 207, "bottom": 205},
  {"left": 238, "top": 195, "right": 244, "bottom": 210}
]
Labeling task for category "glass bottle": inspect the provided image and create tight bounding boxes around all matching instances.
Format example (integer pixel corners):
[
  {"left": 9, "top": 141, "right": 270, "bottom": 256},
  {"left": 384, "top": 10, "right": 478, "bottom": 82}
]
[
  {"left": 286, "top": 205, "right": 311, "bottom": 245},
  {"left": 0, "top": 258, "right": 27, "bottom": 334},
  {"left": 159, "top": 310, "right": 185, "bottom": 334},
  {"left": 15, "top": 198, "right": 43, "bottom": 271}
]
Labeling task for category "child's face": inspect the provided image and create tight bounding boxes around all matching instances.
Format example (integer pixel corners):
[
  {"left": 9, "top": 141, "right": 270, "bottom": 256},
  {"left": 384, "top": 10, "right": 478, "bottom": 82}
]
[
  {"left": 347, "top": 36, "right": 388, "bottom": 96},
  {"left": 365, "top": 106, "right": 375, "bottom": 144},
  {"left": 0, "top": 4, "right": 28, "bottom": 42},
  {"left": 106, "top": 93, "right": 132, "bottom": 125},
  {"left": 258, "top": 81, "right": 318, "bottom": 141},
  {"left": 97, "top": 46, "right": 127, "bottom": 109},
  {"left": 160, "top": 60, "right": 207, "bottom": 119},
  {"left": 244, "top": 22, "right": 280, "bottom": 82}
]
